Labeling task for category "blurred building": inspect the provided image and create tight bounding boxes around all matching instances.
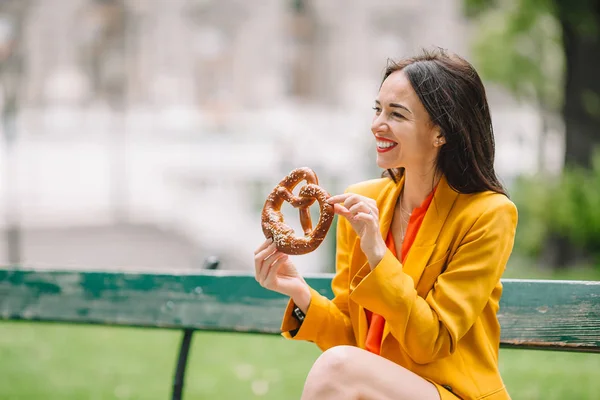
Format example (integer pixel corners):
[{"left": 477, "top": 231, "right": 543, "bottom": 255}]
[{"left": 0, "top": 0, "right": 561, "bottom": 272}]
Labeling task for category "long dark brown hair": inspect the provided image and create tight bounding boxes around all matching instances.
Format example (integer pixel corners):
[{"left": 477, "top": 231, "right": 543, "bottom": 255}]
[{"left": 381, "top": 48, "right": 507, "bottom": 196}]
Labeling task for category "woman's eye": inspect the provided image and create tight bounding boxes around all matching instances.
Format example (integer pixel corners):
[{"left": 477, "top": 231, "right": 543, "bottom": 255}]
[
  {"left": 372, "top": 106, "right": 381, "bottom": 113},
  {"left": 391, "top": 112, "right": 404, "bottom": 119}
]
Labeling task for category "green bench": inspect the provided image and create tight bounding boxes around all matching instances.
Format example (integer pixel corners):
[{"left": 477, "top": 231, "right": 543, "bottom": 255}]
[{"left": 1, "top": 265, "right": 599, "bottom": 399}]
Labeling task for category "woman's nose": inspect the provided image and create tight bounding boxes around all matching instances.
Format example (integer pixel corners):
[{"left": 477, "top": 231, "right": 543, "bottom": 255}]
[{"left": 371, "top": 115, "right": 386, "bottom": 133}]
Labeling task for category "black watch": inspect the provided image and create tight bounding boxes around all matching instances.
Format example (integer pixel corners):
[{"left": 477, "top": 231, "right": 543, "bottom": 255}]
[{"left": 292, "top": 304, "right": 306, "bottom": 322}]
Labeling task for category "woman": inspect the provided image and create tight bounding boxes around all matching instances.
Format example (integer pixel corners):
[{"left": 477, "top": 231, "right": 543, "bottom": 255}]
[{"left": 254, "top": 49, "right": 518, "bottom": 400}]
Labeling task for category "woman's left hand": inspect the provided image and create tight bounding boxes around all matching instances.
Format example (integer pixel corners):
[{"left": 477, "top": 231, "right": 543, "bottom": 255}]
[{"left": 327, "top": 193, "right": 387, "bottom": 269}]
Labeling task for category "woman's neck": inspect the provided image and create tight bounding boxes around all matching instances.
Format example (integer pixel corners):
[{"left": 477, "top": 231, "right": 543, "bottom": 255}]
[{"left": 400, "top": 168, "right": 441, "bottom": 213}]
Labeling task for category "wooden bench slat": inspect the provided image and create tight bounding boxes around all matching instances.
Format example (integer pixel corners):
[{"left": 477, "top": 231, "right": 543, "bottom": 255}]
[
  {"left": 1, "top": 268, "right": 599, "bottom": 352},
  {"left": 0, "top": 269, "right": 331, "bottom": 333},
  {"left": 497, "top": 279, "right": 600, "bottom": 352}
]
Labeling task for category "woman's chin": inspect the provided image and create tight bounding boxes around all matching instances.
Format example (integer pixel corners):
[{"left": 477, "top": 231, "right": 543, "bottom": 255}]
[{"left": 376, "top": 159, "right": 402, "bottom": 170}]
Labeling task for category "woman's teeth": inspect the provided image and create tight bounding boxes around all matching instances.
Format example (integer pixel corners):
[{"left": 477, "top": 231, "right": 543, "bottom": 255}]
[{"left": 377, "top": 141, "right": 397, "bottom": 149}]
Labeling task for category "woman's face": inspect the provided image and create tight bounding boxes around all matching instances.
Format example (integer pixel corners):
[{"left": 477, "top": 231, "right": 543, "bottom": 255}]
[{"left": 371, "top": 70, "right": 444, "bottom": 172}]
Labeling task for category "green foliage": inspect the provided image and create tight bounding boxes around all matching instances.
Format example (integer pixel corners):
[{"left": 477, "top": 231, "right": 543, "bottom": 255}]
[
  {"left": 511, "top": 175, "right": 550, "bottom": 257},
  {"left": 465, "top": 0, "right": 565, "bottom": 110},
  {"left": 466, "top": 0, "right": 600, "bottom": 266},
  {"left": 512, "top": 149, "right": 600, "bottom": 264}
]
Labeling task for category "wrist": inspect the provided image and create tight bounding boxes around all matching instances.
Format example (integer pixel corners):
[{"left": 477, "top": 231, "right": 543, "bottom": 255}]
[
  {"left": 368, "top": 239, "right": 387, "bottom": 269},
  {"left": 291, "top": 284, "right": 311, "bottom": 314}
]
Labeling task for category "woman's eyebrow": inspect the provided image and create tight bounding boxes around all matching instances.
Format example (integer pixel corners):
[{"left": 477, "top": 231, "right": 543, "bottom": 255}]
[{"left": 374, "top": 99, "right": 412, "bottom": 114}]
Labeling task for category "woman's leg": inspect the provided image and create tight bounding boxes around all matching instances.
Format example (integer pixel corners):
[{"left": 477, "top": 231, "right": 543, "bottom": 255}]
[{"left": 301, "top": 345, "right": 441, "bottom": 400}]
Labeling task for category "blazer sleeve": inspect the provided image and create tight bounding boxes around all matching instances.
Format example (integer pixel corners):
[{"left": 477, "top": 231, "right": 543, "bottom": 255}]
[
  {"left": 280, "top": 215, "right": 356, "bottom": 350},
  {"left": 349, "top": 199, "right": 518, "bottom": 364}
]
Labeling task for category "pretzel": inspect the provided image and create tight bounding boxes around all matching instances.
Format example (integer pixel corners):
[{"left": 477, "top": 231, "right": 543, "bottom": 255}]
[{"left": 261, "top": 167, "right": 334, "bottom": 255}]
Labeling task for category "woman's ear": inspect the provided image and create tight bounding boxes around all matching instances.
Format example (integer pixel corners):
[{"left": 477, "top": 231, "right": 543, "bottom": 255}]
[
  {"left": 434, "top": 135, "right": 446, "bottom": 147},
  {"left": 432, "top": 126, "right": 445, "bottom": 147}
]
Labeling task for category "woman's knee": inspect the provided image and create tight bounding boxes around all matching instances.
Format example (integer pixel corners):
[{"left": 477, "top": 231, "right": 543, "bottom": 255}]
[
  {"left": 302, "top": 346, "right": 361, "bottom": 398},
  {"left": 316, "top": 345, "right": 358, "bottom": 372}
]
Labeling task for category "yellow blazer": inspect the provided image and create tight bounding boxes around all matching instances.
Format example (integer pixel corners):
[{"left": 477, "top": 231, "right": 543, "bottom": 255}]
[{"left": 281, "top": 174, "right": 518, "bottom": 400}]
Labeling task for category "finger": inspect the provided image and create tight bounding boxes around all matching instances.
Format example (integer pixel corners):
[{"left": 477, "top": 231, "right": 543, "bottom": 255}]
[
  {"left": 326, "top": 193, "right": 352, "bottom": 205},
  {"left": 255, "top": 242, "right": 277, "bottom": 266},
  {"left": 258, "top": 249, "right": 284, "bottom": 282},
  {"left": 343, "top": 194, "right": 365, "bottom": 210},
  {"left": 254, "top": 242, "right": 277, "bottom": 279},
  {"left": 264, "top": 253, "right": 289, "bottom": 288},
  {"left": 352, "top": 212, "right": 378, "bottom": 225},
  {"left": 254, "top": 238, "right": 273, "bottom": 255},
  {"left": 333, "top": 203, "right": 352, "bottom": 218},
  {"left": 259, "top": 251, "right": 288, "bottom": 284},
  {"left": 348, "top": 202, "right": 372, "bottom": 216}
]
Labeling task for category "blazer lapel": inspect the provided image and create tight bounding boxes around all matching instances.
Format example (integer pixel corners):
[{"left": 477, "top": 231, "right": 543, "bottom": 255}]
[
  {"left": 377, "top": 175, "right": 404, "bottom": 240},
  {"left": 402, "top": 175, "right": 458, "bottom": 284},
  {"left": 382, "top": 175, "right": 459, "bottom": 341}
]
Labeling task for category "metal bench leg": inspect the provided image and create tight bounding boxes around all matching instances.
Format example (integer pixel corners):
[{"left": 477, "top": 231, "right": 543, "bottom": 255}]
[
  {"left": 172, "top": 328, "right": 195, "bottom": 400},
  {"left": 172, "top": 256, "right": 218, "bottom": 399}
]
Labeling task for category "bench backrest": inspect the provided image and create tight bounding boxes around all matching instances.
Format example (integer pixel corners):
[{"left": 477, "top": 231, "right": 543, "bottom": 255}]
[{"left": 1, "top": 268, "right": 599, "bottom": 352}]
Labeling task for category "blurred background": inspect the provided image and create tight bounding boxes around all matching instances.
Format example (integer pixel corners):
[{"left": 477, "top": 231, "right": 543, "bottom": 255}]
[{"left": 0, "top": 0, "right": 598, "bottom": 399}]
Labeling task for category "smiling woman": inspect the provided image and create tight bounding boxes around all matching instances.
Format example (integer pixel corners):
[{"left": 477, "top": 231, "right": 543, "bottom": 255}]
[
  {"left": 376, "top": 53, "right": 507, "bottom": 198},
  {"left": 254, "top": 48, "right": 518, "bottom": 400}
]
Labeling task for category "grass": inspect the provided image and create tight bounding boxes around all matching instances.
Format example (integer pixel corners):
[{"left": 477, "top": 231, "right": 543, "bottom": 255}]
[
  {"left": 0, "top": 323, "right": 317, "bottom": 400},
  {"left": 1, "top": 257, "right": 599, "bottom": 399},
  {"left": 503, "top": 254, "right": 600, "bottom": 281},
  {"left": 0, "top": 322, "right": 599, "bottom": 400}
]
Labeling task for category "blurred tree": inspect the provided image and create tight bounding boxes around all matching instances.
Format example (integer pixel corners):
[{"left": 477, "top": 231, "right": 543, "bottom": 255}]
[
  {"left": 466, "top": 0, "right": 600, "bottom": 267},
  {"left": 0, "top": 0, "right": 31, "bottom": 265},
  {"left": 466, "top": 0, "right": 564, "bottom": 172}
]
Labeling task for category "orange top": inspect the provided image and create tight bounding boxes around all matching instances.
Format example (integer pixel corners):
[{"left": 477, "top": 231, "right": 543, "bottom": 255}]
[{"left": 365, "top": 188, "right": 436, "bottom": 355}]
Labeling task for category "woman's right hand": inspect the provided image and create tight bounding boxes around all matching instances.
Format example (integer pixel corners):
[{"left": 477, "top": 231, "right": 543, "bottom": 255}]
[{"left": 254, "top": 239, "right": 311, "bottom": 312}]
